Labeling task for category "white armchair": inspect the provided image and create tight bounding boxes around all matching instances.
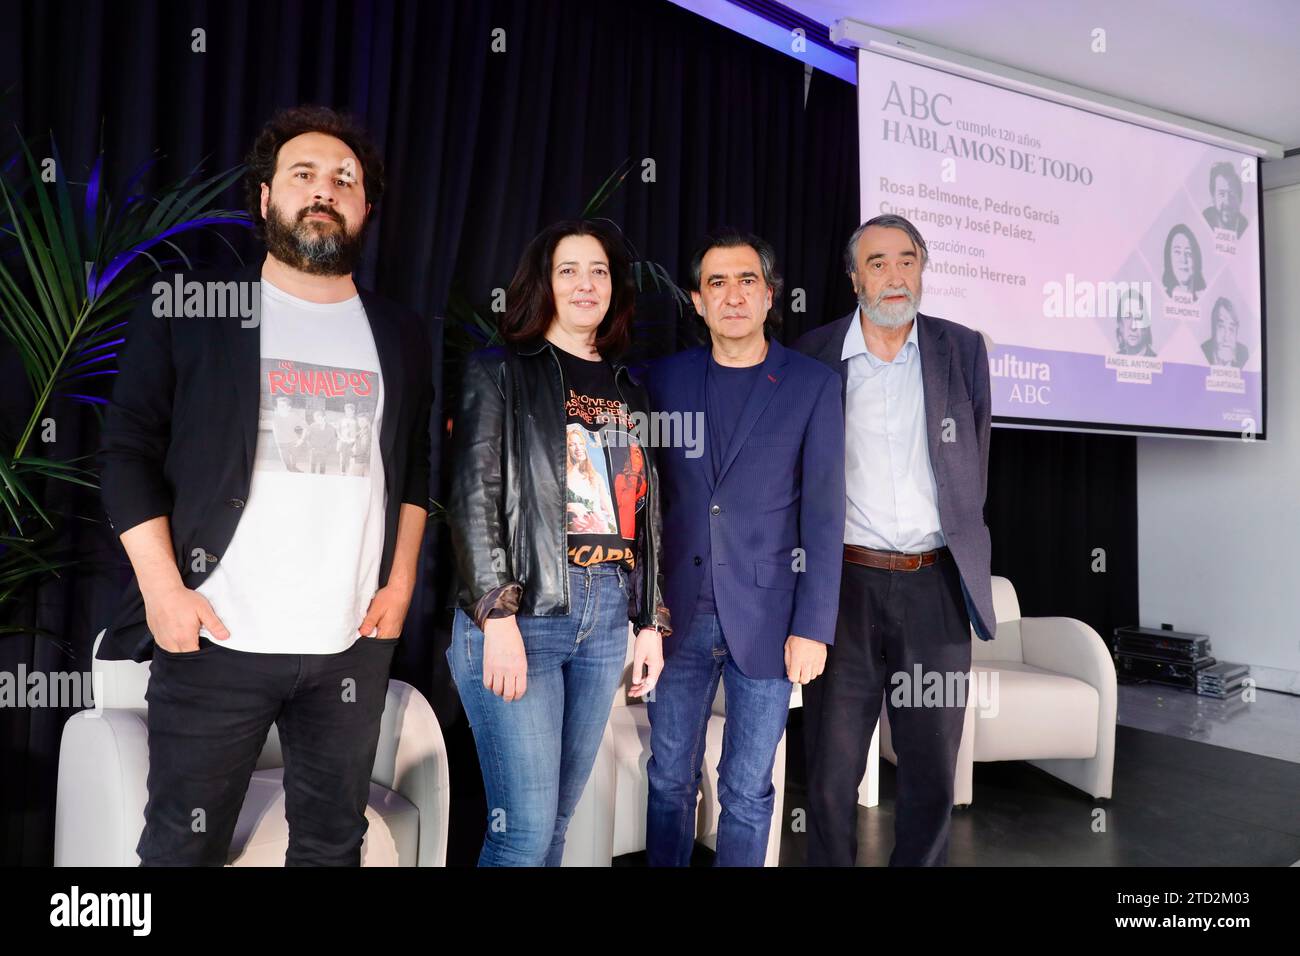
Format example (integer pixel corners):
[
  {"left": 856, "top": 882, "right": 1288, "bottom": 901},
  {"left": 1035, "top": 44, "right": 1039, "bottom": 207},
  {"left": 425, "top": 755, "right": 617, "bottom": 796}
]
[
  {"left": 878, "top": 576, "right": 1117, "bottom": 806},
  {"left": 54, "top": 631, "right": 451, "bottom": 866}
]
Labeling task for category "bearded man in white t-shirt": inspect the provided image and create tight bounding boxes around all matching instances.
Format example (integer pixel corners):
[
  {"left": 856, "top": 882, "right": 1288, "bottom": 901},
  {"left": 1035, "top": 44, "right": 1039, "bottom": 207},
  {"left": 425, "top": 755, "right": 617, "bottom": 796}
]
[{"left": 99, "top": 106, "right": 434, "bottom": 866}]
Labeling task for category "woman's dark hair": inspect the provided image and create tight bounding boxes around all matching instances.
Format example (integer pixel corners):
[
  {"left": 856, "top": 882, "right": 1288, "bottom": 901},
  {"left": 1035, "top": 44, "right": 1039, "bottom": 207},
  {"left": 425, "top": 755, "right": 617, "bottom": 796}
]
[
  {"left": 688, "top": 229, "right": 783, "bottom": 336},
  {"left": 243, "top": 105, "right": 386, "bottom": 237},
  {"left": 501, "top": 219, "right": 636, "bottom": 356},
  {"left": 1161, "top": 224, "right": 1206, "bottom": 299}
]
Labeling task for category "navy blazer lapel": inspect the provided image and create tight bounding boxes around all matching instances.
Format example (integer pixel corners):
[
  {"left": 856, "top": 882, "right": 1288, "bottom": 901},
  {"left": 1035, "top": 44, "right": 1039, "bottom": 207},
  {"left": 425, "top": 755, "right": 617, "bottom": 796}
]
[
  {"left": 917, "top": 314, "right": 951, "bottom": 464},
  {"left": 357, "top": 288, "right": 404, "bottom": 480},
  {"left": 714, "top": 338, "right": 789, "bottom": 487}
]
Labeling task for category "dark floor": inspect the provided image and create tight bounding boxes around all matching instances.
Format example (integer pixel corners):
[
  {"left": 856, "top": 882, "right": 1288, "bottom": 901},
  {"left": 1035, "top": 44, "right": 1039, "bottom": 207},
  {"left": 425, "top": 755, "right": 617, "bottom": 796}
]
[
  {"left": 785, "top": 715, "right": 1300, "bottom": 866},
  {"left": 446, "top": 707, "right": 1300, "bottom": 867}
]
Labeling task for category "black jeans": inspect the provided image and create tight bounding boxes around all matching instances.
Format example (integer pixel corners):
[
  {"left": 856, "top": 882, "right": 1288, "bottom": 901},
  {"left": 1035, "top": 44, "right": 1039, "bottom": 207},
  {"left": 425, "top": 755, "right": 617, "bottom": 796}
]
[
  {"left": 803, "top": 553, "right": 972, "bottom": 866},
  {"left": 137, "top": 635, "right": 397, "bottom": 866}
]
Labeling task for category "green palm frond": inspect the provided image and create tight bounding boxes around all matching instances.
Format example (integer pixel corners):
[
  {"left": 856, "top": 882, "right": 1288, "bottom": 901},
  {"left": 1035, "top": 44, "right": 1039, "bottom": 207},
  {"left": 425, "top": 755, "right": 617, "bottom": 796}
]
[
  {"left": 0, "top": 128, "right": 250, "bottom": 640},
  {"left": 580, "top": 158, "right": 634, "bottom": 219}
]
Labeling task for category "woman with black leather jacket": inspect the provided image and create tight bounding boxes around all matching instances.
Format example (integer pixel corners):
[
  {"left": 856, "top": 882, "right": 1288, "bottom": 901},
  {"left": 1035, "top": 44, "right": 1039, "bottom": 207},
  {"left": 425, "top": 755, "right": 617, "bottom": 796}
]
[{"left": 447, "top": 219, "right": 669, "bottom": 866}]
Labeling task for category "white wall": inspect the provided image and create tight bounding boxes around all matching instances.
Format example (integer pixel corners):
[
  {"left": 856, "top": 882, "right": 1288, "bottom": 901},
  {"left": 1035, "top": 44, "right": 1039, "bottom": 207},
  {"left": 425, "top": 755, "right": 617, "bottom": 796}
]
[{"left": 1137, "top": 175, "right": 1300, "bottom": 694}]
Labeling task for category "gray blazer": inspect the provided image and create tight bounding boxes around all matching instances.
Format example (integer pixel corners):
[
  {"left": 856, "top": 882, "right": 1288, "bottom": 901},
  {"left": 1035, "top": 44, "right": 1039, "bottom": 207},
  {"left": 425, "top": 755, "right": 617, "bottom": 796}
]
[{"left": 794, "top": 311, "right": 996, "bottom": 641}]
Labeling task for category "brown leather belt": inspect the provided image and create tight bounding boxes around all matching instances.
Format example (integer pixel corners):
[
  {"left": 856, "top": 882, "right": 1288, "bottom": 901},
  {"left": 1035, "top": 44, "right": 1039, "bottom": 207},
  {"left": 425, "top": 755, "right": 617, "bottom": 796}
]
[{"left": 844, "top": 544, "right": 948, "bottom": 572}]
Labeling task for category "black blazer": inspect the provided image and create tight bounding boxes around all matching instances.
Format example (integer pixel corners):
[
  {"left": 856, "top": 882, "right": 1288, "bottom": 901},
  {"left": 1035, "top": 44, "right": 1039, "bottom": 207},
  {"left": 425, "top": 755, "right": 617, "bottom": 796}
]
[{"left": 97, "top": 261, "right": 434, "bottom": 662}]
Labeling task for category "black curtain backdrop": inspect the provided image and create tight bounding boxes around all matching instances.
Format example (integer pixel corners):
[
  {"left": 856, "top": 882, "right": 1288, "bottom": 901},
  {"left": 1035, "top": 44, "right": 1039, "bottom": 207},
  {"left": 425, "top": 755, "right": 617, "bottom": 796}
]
[{"left": 0, "top": 0, "right": 1136, "bottom": 866}]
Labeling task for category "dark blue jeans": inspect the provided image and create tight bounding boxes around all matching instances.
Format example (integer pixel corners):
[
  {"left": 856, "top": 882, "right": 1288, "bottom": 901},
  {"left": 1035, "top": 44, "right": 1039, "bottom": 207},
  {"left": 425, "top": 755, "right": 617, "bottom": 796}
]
[
  {"left": 448, "top": 563, "right": 629, "bottom": 866},
  {"left": 138, "top": 635, "right": 396, "bottom": 866},
  {"left": 646, "top": 612, "right": 792, "bottom": 866}
]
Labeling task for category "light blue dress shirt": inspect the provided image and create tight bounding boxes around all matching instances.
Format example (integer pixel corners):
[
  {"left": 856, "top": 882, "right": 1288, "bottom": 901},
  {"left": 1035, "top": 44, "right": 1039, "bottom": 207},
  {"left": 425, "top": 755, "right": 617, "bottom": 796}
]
[{"left": 841, "top": 308, "right": 945, "bottom": 553}]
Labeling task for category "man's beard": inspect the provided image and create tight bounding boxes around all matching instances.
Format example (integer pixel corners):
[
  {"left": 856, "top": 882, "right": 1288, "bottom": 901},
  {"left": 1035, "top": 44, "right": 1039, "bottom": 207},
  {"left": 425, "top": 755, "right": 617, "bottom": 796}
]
[
  {"left": 860, "top": 283, "right": 920, "bottom": 329},
  {"left": 263, "top": 199, "right": 366, "bottom": 276}
]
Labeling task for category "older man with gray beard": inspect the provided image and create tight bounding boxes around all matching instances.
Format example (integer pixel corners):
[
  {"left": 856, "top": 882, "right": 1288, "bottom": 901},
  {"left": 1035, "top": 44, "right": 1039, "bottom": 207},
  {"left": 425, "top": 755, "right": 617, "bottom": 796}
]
[{"left": 795, "top": 214, "right": 995, "bottom": 866}]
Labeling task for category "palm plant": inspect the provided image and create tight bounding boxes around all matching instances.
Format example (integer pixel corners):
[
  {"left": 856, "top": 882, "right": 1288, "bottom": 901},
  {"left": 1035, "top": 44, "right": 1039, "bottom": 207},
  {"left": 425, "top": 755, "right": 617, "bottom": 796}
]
[
  {"left": 580, "top": 157, "right": 692, "bottom": 327},
  {"left": 0, "top": 131, "right": 250, "bottom": 638}
]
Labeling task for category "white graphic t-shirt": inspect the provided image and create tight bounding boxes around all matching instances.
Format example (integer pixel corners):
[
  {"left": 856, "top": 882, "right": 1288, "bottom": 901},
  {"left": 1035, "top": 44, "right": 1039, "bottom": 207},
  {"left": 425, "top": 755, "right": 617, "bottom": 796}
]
[{"left": 197, "top": 278, "right": 387, "bottom": 654}]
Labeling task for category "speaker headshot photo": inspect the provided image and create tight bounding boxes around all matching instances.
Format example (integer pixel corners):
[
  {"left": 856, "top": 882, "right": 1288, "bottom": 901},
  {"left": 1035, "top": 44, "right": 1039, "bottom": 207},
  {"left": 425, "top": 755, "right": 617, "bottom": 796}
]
[
  {"left": 1161, "top": 224, "right": 1207, "bottom": 301},
  {"left": 1114, "top": 288, "right": 1156, "bottom": 356},
  {"left": 1202, "top": 161, "right": 1250, "bottom": 238},
  {"left": 1201, "top": 297, "right": 1249, "bottom": 368}
]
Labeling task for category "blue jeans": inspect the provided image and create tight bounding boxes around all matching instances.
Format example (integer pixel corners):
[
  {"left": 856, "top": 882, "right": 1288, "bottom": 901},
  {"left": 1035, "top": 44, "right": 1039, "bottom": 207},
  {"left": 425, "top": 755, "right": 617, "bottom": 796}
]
[
  {"left": 646, "top": 613, "right": 792, "bottom": 866},
  {"left": 447, "top": 564, "right": 629, "bottom": 866}
]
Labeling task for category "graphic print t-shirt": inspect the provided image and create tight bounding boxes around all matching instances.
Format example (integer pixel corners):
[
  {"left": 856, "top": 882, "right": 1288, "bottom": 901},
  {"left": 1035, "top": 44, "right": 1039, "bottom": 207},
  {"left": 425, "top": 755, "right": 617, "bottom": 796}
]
[
  {"left": 196, "top": 278, "right": 386, "bottom": 654},
  {"left": 555, "top": 348, "right": 645, "bottom": 569}
]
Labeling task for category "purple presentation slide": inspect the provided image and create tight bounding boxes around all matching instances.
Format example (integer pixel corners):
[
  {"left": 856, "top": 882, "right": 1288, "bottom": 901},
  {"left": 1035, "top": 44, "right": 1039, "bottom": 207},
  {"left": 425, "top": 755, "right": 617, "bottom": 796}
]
[{"left": 857, "top": 51, "right": 1264, "bottom": 438}]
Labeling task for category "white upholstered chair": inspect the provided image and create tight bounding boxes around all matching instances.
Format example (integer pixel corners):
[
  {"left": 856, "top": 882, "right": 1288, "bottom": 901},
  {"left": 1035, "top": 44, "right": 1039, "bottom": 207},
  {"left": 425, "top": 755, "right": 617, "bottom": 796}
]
[
  {"left": 879, "top": 576, "right": 1117, "bottom": 806},
  {"left": 54, "top": 631, "right": 451, "bottom": 866}
]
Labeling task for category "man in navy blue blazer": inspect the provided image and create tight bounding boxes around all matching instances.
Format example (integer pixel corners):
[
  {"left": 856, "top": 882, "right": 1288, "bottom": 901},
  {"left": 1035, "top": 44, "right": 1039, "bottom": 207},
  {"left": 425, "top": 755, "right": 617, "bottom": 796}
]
[
  {"left": 642, "top": 231, "right": 845, "bottom": 866},
  {"left": 796, "top": 214, "right": 995, "bottom": 867}
]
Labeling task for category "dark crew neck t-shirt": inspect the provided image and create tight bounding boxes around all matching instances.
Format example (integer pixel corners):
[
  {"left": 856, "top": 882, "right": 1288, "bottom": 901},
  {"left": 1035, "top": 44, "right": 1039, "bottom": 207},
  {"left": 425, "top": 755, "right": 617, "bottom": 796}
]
[{"left": 696, "top": 353, "right": 764, "bottom": 613}]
